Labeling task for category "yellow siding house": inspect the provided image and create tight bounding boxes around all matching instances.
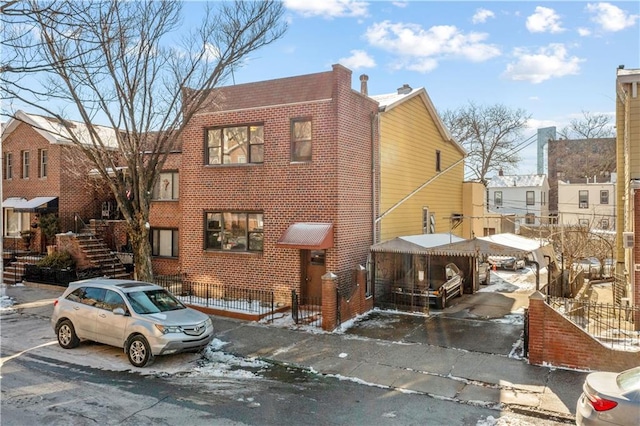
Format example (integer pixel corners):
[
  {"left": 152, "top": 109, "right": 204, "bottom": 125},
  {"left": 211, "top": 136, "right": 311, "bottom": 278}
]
[
  {"left": 371, "top": 85, "right": 466, "bottom": 243},
  {"left": 615, "top": 67, "right": 640, "bottom": 311}
]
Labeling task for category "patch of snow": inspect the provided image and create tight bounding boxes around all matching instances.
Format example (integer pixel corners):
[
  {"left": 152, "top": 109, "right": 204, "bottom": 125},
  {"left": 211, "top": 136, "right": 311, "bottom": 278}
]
[{"left": 476, "top": 414, "right": 540, "bottom": 425}]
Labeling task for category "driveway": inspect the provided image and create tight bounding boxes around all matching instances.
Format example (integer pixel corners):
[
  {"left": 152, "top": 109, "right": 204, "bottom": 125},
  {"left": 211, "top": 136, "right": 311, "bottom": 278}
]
[{"left": 345, "top": 272, "right": 533, "bottom": 356}]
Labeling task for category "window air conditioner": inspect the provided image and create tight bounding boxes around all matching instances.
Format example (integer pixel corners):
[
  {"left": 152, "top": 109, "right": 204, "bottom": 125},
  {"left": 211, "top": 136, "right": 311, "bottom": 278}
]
[
  {"left": 622, "top": 232, "right": 634, "bottom": 249},
  {"left": 579, "top": 202, "right": 588, "bottom": 208}
]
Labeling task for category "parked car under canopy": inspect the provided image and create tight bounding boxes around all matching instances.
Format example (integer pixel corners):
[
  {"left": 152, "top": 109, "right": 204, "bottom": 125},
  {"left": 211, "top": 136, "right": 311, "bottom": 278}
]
[{"left": 369, "top": 233, "right": 557, "bottom": 313}]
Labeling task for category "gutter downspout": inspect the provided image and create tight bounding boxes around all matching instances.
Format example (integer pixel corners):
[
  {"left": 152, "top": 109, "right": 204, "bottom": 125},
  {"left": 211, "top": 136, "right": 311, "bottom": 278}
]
[
  {"left": 375, "top": 156, "right": 466, "bottom": 224},
  {"left": 371, "top": 110, "right": 380, "bottom": 244},
  {"left": 531, "top": 260, "right": 540, "bottom": 294}
]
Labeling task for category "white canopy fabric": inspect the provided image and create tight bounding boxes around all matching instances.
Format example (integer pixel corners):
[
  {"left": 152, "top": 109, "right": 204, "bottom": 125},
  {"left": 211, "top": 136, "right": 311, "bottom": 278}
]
[
  {"left": 2, "top": 196, "right": 58, "bottom": 212},
  {"left": 371, "top": 232, "right": 555, "bottom": 267}
]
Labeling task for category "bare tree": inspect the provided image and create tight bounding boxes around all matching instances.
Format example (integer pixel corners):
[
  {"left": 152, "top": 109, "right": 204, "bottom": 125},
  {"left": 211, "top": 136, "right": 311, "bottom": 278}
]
[
  {"left": 1, "top": 0, "right": 286, "bottom": 281},
  {"left": 440, "top": 102, "right": 531, "bottom": 184},
  {"left": 557, "top": 110, "right": 615, "bottom": 139}
]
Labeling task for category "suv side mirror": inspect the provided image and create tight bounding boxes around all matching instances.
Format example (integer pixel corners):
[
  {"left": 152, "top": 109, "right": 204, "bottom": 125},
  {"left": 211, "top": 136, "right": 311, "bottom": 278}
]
[{"left": 113, "top": 307, "right": 126, "bottom": 316}]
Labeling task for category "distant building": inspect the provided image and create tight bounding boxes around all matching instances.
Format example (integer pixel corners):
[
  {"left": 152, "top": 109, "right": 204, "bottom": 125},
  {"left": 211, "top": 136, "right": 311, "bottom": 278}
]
[
  {"left": 557, "top": 174, "right": 616, "bottom": 230},
  {"left": 547, "top": 137, "right": 616, "bottom": 218},
  {"left": 486, "top": 172, "right": 549, "bottom": 228}
]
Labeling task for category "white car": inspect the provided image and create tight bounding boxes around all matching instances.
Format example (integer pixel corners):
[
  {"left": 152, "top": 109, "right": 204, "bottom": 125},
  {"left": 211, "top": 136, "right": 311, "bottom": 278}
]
[
  {"left": 487, "top": 256, "right": 525, "bottom": 271},
  {"left": 51, "top": 278, "right": 214, "bottom": 367}
]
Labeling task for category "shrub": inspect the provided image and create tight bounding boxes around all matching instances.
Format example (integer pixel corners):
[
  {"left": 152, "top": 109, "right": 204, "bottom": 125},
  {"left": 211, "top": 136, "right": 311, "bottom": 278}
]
[{"left": 37, "top": 251, "right": 76, "bottom": 270}]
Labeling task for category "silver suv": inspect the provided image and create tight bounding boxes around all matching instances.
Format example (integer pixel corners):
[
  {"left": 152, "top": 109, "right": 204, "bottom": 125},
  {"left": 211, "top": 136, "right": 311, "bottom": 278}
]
[{"left": 51, "top": 278, "right": 214, "bottom": 367}]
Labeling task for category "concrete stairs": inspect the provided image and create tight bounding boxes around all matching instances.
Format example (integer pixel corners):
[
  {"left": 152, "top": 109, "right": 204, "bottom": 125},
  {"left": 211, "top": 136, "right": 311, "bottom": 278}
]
[
  {"left": 2, "top": 254, "right": 43, "bottom": 285},
  {"left": 75, "top": 233, "right": 130, "bottom": 279}
]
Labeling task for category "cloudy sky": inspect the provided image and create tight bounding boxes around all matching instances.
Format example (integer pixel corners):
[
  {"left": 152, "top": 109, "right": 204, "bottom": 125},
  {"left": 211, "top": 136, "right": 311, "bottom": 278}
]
[{"left": 196, "top": 0, "right": 638, "bottom": 175}]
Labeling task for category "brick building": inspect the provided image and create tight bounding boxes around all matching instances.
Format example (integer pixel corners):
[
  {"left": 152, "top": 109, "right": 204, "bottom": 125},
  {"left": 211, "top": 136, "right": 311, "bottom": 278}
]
[
  {"left": 176, "top": 64, "right": 379, "bottom": 305},
  {"left": 547, "top": 137, "right": 616, "bottom": 217},
  {"left": 149, "top": 150, "right": 181, "bottom": 276},
  {"left": 2, "top": 111, "right": 116, "bottom": 254}
]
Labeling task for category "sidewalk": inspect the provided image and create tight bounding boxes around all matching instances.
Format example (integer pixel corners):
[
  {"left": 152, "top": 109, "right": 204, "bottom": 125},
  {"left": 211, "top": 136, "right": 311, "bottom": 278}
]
[
  {"left": 3, "top": 282, "right": 586, "bottom": 423},
  {"left": 212, "top": 315, "right": 584, "bottom": 423}
]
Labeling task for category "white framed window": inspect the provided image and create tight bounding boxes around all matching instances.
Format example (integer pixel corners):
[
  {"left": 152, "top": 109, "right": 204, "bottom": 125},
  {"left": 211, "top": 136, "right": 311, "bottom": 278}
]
[
  {"left": 22, "top": 150, "right": 30, "bottom": 179},
  {"left": 494, "top": 191, "right": 503, "bottom": 207},
  {"left": 579, "top": 190, "right": 589, "bottom": 208},
  {"left": 152, "top": 171, "right": 179, "bottom": 200},
  {"left": 4, "top": 209, "right": 31, "bottom": 237},
  {"left": 5, "top": 153, "right": 13, "bottom": 179},
  {"left": 422, "top": 208, "right": 435, "bottom": 234},
  {"left": 39, "top": 149, "right": 48, "bottom": 178},
  {"left": 151, "top": 229, "right": 179, "bottom": 257},
  {"left": 526, "top": 191, "right": 535, "bottom": 206}
]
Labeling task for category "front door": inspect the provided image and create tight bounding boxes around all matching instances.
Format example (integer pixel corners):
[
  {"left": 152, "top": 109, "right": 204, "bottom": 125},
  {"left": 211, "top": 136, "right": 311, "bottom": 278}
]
[{"left": 302, "top": 250, "right": 325, "bottom": 302}]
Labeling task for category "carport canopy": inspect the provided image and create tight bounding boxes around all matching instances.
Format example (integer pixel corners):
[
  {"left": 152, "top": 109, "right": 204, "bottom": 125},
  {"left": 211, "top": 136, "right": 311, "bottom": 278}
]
[
  {"left": 370, "top": 233, "right": 465, "bottom": 255},
  {"left": 371, "top": 233, "right": 553, "bottom": 267}
]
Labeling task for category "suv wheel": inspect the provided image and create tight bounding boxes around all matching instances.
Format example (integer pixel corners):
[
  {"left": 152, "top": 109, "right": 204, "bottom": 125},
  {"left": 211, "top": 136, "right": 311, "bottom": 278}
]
[
  {"left": 127, "top": 335, "right": 154, "bottom": 367},
  {"left": 57, "top": 320, "right": 80, "bottom": 349}
]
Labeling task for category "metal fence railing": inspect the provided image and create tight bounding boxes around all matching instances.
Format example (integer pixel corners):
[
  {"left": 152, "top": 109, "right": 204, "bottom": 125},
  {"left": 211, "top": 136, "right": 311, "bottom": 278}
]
[
  {"left": 154, "top": 275, "right": 276, "bottom": 320},
  {"left": 291, "top": 290, "right": 322, "bottom": 327},
  {"left": 548, "top": 297, "right": 640, "bottom": 351}
]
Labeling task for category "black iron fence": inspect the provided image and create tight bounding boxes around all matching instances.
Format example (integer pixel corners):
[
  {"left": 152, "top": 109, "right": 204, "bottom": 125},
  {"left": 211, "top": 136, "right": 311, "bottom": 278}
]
[
  {"left": 548, "top": 297, "right": 640, "bottom": 351},
  {"left": 291, "top": 290, "right": 322, "bottom": 327},
  {"left": 154, "top": 275, "right": 276, "bottom": 320},
  {"left": 3, "top": 254, "right": 102, "bottom": 286}
]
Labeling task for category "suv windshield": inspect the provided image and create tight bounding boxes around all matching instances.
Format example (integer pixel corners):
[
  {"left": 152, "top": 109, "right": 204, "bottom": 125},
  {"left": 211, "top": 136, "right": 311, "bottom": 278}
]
[{"left": 126, "top": 289, "right": 186, "bottom": 314}]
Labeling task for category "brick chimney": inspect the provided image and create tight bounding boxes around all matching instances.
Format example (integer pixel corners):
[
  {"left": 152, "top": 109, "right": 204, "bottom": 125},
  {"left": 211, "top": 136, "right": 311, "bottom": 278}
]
[
  {"left": 397, "top": 84, "right": 412, "bottom": 95},
  {"left": 498, "top": 168, "right": 504, "bottom": 176},
  {"left": 360, "top": 74, "right": 369, "bottom": 96}
]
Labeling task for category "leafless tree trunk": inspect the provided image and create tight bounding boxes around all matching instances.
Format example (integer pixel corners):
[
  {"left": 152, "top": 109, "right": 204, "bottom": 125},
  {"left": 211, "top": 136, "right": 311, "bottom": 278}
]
[
  {"left": 557, "top": 110, "right": 615, "bottom": 139},
  {"left": 1, "top": 0, "right": 286, "bottom": 281},
  {"left": 440, "top": 102, "right": 531, "bottom": 185}
]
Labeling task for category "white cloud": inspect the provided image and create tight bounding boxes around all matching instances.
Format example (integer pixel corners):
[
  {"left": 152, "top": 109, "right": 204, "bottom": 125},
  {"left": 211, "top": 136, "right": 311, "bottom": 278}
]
[
  {"left": 364, "top": 21, "right": 500, "bottom": 73},
  {"left": 577, "top": 27, "right": 592, "bottom": 36},
  {"left": 586, "top": 2, "right": 639, "bottom": 32},
  {"left": 391, "top": 1, "right": 408, "bottom": 8},
  {"left": 526, "top": 6, "right": 565, "bottom": 33},
  {"left": 338, "top": 49, "right": 376, "bottom": 69},
  {"left": 203, "top": 43, "right": 221, "bottom": 62},
  {"left": 284, "top": 0, "right": 368, "bottom": 19},
  {"left": 503, "top": 43, "right": 584, "bottom": 84},
  {"left": 472, "top": 8, "right": 495, "bottom": 24}
]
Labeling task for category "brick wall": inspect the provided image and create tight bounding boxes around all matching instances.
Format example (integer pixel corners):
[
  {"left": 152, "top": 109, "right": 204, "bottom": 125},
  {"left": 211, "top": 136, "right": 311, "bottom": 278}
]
[
  {"left": 527, "top": 292, "right": 638, "bottom": 372},
  {"left": 178, "top": 65, "right": 379, "bottom": 305},
  {"left": 2, "top": 122, "right": 111, "bottom": 240}
]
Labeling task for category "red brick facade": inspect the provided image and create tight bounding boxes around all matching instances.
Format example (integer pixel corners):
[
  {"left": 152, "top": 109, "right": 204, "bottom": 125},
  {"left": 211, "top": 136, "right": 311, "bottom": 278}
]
[
  {"left": 527, "top": 292, "right": 638, "bottom": 371},
  {"left": 149, "top": 151, "right": 181, "bottom": 275},
  {"left": 177, "top": 65, "right": 379, "bottom": 305},
  {"left": 2, "top": 119, "right": 110, "bottom": 254}
]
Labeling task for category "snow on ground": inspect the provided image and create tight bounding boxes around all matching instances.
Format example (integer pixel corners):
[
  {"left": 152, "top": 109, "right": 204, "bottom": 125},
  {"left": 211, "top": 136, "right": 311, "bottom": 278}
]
[
  {"left": 0, "top": 282, "right": 19, "bottom": 311},
  {"left": 0, "top": 277, "right": 548, "bottom": 424},
  {"left": 478, "top": 267, "right": 542, "bottom": 294}
]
